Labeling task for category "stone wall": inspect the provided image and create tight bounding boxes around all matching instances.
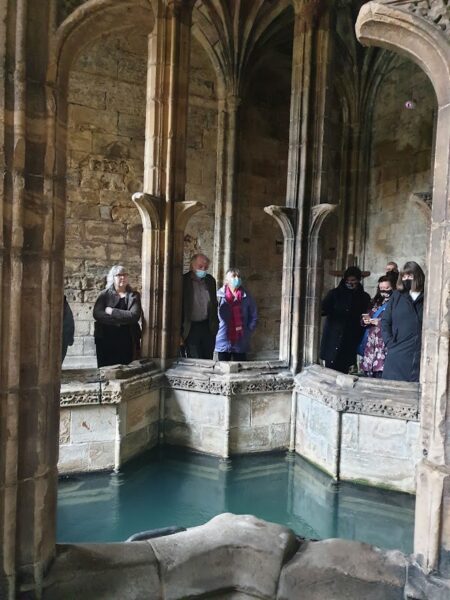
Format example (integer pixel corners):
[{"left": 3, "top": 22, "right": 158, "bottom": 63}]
[
  {"left": 183, "top": 38, "right": 218, "bottom": 271},
  {"left": 64, "top": 29, "right": 146, "bottom": 366},
  {"left": 295, "top": 366, "right": 420, "bottom": 493},
  {"left": 362, "top": 57, "right": 436, "bottom": 295},
  {"left": 236, "top": 44, "right": 292, "bottom": 359}
]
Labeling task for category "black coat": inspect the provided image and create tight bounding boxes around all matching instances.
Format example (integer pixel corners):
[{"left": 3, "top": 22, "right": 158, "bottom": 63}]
[
  {"left": 381, "top": 290, "right": 423, "bottom": 382},
  {"left": 320, "top": 281, "right": 370, "bottom": 368},
  {"left": 93, "top": 286, "right": 142, "bottom": 366}
]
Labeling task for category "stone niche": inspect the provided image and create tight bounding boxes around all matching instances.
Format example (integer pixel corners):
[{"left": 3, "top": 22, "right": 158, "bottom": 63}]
[
  {"left": 164, "top": 359, "right": 295, "bottom": 456},
  {"left": 59, "top": 361, "right": 163, "bottom": 473},
  {"left": 295, "top": 365, "right": 421, "bottom": 493}
]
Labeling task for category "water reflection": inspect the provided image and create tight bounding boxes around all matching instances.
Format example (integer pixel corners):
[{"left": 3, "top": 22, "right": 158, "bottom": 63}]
[{"left": 57, "top": 448, "right": 414, "bottom": 552}]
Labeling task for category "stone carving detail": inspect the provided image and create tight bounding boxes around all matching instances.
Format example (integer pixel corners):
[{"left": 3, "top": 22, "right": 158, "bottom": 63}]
[
  {"left": 60, "top": 387, "right": 121, "bottom": 407},
  {"left": 407, "top": 0, "right": 449, "bottom": 32},
  {"left": 383, "top": 0, "right": 450, "bottom": 34},
  {"left": 297, "top": 384, "right": 419, "bottom": 421},
  {"left": 165, "top": 374, "right": 294, "bottom": 396},
  {"left": 60, "top": 371, "right": 164, "bottom": 407}
]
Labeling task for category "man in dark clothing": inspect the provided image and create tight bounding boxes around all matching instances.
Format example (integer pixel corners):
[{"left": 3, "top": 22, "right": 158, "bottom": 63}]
[
  {"left": 62, "top": 295, "right": 75, "bottom": 364},
  {"left": 320, "top": 266, "right": 371, "bottom": 374},
  {"left": 381, "top": 261, "right": 424, "bottom": 382},
  {"left": 181, "top": 253, "right": 219, "bottom": 359}
]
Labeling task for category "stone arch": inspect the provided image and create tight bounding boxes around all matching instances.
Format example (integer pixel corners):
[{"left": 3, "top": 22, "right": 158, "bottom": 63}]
[
  {"left": 46, "top": 0, "right": 155, "bottom": 365},
  {"left": 357, "top": 2, "right": 450, "bottom": 577}
]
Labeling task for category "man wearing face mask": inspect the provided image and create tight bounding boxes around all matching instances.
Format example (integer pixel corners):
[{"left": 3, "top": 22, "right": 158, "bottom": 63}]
[
  {"left": 215, "top": 268, "right": 258, "bottom": 361},
  {"left": 381, "top": 261, "right": 425, "bottom": 382},
  {"left": 320, "top": 266, "right": 371, "bottom": 374},
  {"left": 181, "top": 253, "right": 219, "bottom": 359}
]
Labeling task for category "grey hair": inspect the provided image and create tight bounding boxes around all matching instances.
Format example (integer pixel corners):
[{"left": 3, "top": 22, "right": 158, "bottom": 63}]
[
  {"left": 224, "top": 267, "right": 241, "bottom": 284},
  {"left": 106, "top": 265, "right": 127, "bottom": 289},
  {"left": 190, "top": 253, "right": 210, "bottom": 269}
]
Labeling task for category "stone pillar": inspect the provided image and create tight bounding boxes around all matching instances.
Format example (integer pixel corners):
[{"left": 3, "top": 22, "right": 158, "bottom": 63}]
[
  {"left": 356, "top": 0, "right": 450, "bottom": 580},
  {"left": 286, "top": 0, "right": 331, "bottom": 372},
  {"left": 142, "top": 0, "right": 194, "bottom": 363},
  {"left": 213, "top": 93, "right": 240, "bottom": 283},
  {"left": 0, "top": 1, "right": 61, "bottom": 598},
  {"left": 415, "top": 90, "right": 450, "bottom": 579}
]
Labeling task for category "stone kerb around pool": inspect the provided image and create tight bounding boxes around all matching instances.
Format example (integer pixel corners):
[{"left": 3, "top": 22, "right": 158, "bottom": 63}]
[
  {"left": 294, "top": 365, "right": 421, "bottom": 493},
  {"left": 42, "top": 513, "right": 414, "bottom": 599},
  {"left": 59, "top": 360, "right": 421, "bottom": 493},
  {"left": 164, "top": 358, "right": 295, "bottom": 457},
  {"left": 59, "top": 360, "right": 163, "bottom": 473}
]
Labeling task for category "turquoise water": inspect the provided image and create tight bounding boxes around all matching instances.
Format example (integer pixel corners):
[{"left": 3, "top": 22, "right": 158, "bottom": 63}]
[{"left": 57, "top": 448, "right": 415, "bottom": 553}]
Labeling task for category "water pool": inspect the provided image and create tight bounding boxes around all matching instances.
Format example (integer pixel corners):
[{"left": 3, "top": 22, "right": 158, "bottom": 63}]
[{"left": 57, "top": 448, "right": 415, "bottom": 553}]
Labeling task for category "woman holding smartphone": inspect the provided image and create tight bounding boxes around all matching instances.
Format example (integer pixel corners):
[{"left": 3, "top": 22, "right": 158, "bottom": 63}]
[{"left": 359, "top": 275, "right": 395, "bottom": 377}]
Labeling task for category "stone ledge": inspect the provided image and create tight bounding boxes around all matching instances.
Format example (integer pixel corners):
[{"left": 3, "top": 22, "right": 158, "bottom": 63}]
[
  {"left": 40, "top": 513, "right": 429, "bottom": 600},
  {"left": 60, "top": 360, "right": 164, "bottom": 407},
  {"left": 165, "top": 359, "right": 294, "bottom": 396},
  {"left": 295, "top": 365, "right": 420, "bottom": 421}
]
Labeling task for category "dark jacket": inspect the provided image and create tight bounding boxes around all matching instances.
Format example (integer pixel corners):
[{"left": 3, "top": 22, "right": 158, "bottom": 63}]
[
  {"left": 214, "top": 286, "right": 258, "bottom": 353},
  {"left": 320, "top": 280, "right": 371, "bottom": 366},
  {"left": 181, "top": 272, "right": 219, "bottom": 340},
  {"left": 93, "top": 286, "right": 142, "bottom": 353},
  {"left": 62, "top": 295, "right": 75, "bottom": 362},
  {"left": 381, "top": 290, "right": 423, "bottom": 382}
]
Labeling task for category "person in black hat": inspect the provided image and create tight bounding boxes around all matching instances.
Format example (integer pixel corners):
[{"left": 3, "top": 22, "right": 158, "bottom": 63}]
[{"left": 320, "top": 266, "right": 371, "bottom": 374}]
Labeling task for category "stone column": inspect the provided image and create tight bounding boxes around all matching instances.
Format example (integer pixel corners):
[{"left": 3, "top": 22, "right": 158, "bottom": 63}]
[
  {"left": 142, "top": 0, "right": 194, "bottom": 363},
  {"left": 213, "top": 93, "right": 240, "bottom": 283},
  {"left": 287, "top": 0, "right": 331, "bottom": 372},
  {"left": 415, "top": 89, "right": 450, "bottom": 579},
  {"left": 0, "top": 1, "right": 61, "bottom": 598},
  {"left": 356, "top": 0, "right": 450, "bottom": 581}
]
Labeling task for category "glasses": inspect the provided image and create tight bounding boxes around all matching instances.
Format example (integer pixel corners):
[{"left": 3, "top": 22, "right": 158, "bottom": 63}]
[{"left": 114, "top": 273, "right": 128, "bottom": 277}]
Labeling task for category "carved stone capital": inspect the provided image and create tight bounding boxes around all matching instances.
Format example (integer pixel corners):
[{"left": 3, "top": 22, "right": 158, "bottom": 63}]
[
  {"left": 132, "top": 192, "right": 163, "bottom": 230},
  {"left": 264, "top": 206, "right": 297, "bottom": 240},
  {"left": 409, "top": 191, "right": 432, "bottom": 222},
  {"left": 174, "top": 200, "right": 206, "bottom": 232},
  {"left": 310, "top": 203, "right": 338, "bottom": 236}
]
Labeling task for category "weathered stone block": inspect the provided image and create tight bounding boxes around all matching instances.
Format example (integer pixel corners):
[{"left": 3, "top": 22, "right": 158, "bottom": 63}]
[
  {"left": 70, "top": 406, "right": 117, "bottom": 443},
  {"left": 125, "top": 391, "right": 160, "bottom": 434},
  {"left": 189, "top": 392, "right": 226, "bottom": 426},
  {"left": 149, "top": 514, "right": 297, "bottom": 600},
  {"left": 88, "top": 442, "right": 116, "bottom": 471},
  {"left": 251, "top": 393, "right": 291, "bottom": 426},
  {"left": 277, "top": 539, "right": 407, "bottom": 600}
]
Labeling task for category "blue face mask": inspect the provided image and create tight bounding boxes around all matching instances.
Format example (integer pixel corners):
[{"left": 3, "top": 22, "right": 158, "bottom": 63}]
[
  {"left": 230, "top": 277, "right": 241, "bottom": 288},
  {"left": 195, "top": 270, "right": 207, "bottom": 279}
]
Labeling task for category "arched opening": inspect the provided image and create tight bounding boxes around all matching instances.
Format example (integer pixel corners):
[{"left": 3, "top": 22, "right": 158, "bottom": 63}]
[
  {"left": 63, "top": 27, "right": 147, "bottom": 368},
  {"left": 236, "top": 22, "right": 293, "bottom": 360},
  {"left": 183, "top": 36, "right": 218, "bottom": 271},
  {"left": 356, "top": 2, "right": 450, "bottom": 578},
  {"left": 361, "top": 53, "right": 436, "bottom": 297}
]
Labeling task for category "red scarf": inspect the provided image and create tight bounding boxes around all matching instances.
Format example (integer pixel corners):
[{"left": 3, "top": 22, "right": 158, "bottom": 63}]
[{"left": 225, "top": 285, "right": 244, "bottom": 343}]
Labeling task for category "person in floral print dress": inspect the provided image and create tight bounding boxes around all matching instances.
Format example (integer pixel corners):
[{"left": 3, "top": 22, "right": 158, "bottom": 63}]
[{"left": 360, "top": 275, "right": 395, "bottom": 377}]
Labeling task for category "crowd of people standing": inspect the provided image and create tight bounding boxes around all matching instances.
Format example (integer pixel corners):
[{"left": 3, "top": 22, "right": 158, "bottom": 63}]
[
  {"left": 61, "top": 252, "right": 424, "bottom": 384},
  {"left": 320, "top": 260, "right": 425, "bottom": 382}
]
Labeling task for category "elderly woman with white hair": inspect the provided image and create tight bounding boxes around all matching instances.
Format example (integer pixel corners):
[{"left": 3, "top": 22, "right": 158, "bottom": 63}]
[{"left": 93, "top": 265, "right": 142, "bottom": 368}]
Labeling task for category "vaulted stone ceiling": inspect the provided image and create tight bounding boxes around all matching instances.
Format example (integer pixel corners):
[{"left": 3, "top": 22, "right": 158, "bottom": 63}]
[{"left": 192, "top": 0, "right": 293, "bottom": 96}]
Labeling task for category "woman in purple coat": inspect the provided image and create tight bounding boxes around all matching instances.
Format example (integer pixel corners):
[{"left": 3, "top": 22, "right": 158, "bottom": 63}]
[{"left": 215, "top": 269, "right": 258, "bottom": 361}]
